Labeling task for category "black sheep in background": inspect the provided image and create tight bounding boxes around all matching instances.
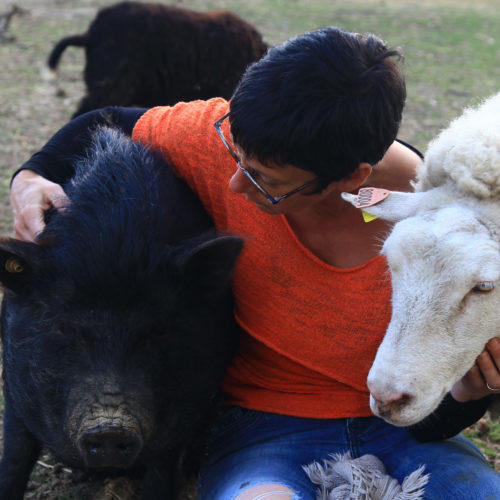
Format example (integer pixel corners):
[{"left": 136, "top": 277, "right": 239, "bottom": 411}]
[{"left": 47, "top": 1, "right": 269, "bottom": 117}]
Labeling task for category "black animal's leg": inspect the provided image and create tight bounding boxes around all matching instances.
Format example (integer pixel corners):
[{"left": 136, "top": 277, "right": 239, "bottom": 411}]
[{"left": 0, "top": 395, "right": 41, "bottom": 500}]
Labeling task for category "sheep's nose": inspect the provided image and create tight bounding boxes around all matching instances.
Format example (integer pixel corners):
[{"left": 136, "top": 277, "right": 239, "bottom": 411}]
[{"left": 367, "top": 381, "right": 414, "bottom": 418}]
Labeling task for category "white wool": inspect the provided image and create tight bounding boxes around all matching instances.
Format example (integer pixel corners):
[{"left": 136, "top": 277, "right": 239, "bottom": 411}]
[
  {"left": 415, "top": 92, "right": 500, "bottom": 198},
  {"left": 304, "top": 452, "right": 429, "bottom": 500}
]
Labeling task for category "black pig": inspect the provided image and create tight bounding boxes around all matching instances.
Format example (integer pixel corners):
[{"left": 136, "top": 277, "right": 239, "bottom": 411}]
[{"left": 0, "top": 127, "right": 243, "bottom": 499}]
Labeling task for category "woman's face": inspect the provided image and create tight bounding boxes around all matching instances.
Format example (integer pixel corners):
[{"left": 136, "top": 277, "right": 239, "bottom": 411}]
[{"left": 229, "top": 146, "right": 321, "bottom": 214}]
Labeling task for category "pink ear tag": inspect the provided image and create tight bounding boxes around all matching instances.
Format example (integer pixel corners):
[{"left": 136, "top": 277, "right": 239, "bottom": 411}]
[
  {"left": 355, "top": 187, "right": 391, "bottom": 208},
  {"left": 355, "top": 187, "right": 391, "bottom": 223}
]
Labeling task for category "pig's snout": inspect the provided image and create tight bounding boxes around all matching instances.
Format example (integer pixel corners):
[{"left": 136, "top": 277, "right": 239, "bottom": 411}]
[{"left": 77, "top": 426, "right": 142, "bottom": 468}]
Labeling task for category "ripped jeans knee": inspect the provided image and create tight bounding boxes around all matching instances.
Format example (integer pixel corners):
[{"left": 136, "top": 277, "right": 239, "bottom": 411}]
[{"left": 234, "top": 483, "right": 297, "bottom": 500}]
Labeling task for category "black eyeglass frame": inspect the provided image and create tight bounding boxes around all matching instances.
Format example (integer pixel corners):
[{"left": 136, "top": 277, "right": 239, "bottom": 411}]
[{"left": 214, "top": 113, "right": 318, "bottom": 205}]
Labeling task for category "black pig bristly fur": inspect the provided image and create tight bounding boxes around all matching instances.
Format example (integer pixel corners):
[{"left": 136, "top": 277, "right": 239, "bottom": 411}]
[{"left": 0, "top": 126, "right": 243, "bottom": 500}]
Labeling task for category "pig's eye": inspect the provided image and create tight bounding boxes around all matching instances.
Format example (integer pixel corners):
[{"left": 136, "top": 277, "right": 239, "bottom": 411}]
[{"left": 473, "top": 281, "right": 495, "bottom": 293}]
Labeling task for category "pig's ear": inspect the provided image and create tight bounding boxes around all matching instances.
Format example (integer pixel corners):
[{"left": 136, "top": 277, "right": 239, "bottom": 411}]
[
  {"left": 0, "top": 240, "right": 44, "bottom": 294},
  {"left": 341, "top": 188, "right": 439, "bottom": 222},
  {"left": 179, "top": 235, "right": 244, "bottom": 293}
]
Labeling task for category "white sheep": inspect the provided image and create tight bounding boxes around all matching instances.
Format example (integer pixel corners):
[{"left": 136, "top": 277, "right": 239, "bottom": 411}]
[{"left": 342, "top": 91, "right": 500, "bottom": 427}]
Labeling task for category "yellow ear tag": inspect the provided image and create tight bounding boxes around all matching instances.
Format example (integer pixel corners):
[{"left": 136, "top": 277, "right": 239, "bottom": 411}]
[
  {"left": 5, "top": 257, "right": 24, "bottom": 273},
  {"left": 362, "top": 210, "right": 378, "bottom": 223}
]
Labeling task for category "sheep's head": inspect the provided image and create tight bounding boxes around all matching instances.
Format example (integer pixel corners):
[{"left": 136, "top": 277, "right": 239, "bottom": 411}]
[{"left": 343, "top": 188, "right": 500, "bottom": 426}]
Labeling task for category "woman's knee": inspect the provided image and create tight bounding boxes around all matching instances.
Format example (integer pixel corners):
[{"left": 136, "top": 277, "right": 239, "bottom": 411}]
[{"left": 234, "top": 483, "right": 297, "bottom": 500}]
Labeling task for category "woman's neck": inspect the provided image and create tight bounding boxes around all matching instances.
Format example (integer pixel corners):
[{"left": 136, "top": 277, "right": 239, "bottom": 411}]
[{"left": 285, "top": 193, "right": 391, "bottom": 268}]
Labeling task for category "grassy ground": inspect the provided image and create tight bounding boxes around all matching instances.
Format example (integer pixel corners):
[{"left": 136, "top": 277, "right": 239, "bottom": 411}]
[{"left": 0, "top": 0, "right": 499, "bottom": 497}]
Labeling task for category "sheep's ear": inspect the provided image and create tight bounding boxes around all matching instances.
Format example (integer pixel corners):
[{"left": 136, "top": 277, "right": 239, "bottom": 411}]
[{"left": 341, "top": 189, "right": 436, "bottom": 222}]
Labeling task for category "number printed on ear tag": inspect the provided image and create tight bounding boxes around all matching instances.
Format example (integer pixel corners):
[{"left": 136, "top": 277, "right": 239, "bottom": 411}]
[{"left": 355, "top": 187, "right": 391, "bottom": 208}]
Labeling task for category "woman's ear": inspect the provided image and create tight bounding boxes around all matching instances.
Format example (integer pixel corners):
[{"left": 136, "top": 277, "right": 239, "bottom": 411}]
[
  {"left": 342, "top": 163, "right": 373, "bottom": 191},
  {"left": 324, "top": 163, "right": 373, "bottom": 194}
]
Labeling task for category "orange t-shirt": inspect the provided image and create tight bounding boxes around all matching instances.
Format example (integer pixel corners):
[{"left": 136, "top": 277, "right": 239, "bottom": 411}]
[{"left": 132, "top": 98, "right": 392, "bottom": 418}]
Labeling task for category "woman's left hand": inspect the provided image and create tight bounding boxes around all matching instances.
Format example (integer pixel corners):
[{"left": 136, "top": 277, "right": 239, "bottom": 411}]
[{"left": 451, "top": 337, "right": 500, "bottom": 402}]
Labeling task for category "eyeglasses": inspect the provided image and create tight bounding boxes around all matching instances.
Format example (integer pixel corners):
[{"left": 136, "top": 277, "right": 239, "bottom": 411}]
[{"left": 214, "top": 113, "right": 318, "bottom": 205}]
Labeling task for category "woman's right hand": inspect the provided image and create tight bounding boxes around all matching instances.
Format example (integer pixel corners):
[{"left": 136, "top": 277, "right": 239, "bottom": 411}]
[
  {"left": 10, "top": 170, "right": 69, "bottom": 242},
  {"left": 451, "top": 338, "right": 500, "bottom": 402}
]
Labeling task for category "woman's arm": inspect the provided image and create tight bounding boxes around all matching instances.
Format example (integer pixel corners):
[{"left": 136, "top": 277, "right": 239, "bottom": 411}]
[
  {"left": 10, "top": 107, "right": 147, "bottom": 240},
  {"left": 406, "top": 392, "right": 491, "bottom": 442}
]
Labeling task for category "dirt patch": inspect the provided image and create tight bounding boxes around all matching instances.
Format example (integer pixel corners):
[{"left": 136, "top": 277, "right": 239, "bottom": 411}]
[{"left": 25, "top": 460, "right": 146, "bottom": 500}]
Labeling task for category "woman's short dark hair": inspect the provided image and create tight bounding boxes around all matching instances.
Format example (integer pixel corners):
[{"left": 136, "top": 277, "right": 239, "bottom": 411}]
[{"left": 229, "top": 26, "right": 406, "bottom": 189}]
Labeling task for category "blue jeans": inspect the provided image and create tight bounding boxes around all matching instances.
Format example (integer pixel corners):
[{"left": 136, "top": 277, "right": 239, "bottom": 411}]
[{"left": 198, "top": 407, "right": 500, "bottom": 499}]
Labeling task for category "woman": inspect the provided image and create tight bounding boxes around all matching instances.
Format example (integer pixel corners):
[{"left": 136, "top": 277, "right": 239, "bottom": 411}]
[{"left": 11, "top": 27, "right": 500, "bottom": 499}]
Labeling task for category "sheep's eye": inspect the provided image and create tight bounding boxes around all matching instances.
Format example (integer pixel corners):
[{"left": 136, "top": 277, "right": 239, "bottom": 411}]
[{"left": 473, "top": 281, "right": 495, "bottom": 293}]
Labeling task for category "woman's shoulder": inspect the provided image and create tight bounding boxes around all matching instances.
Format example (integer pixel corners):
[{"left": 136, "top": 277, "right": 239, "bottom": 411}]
[
  {"left": 370, "top": 140, "right": 423, "bottom": 193},
  {"left": 132, "top": 98, "right": 229, "bottom": 149}
]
